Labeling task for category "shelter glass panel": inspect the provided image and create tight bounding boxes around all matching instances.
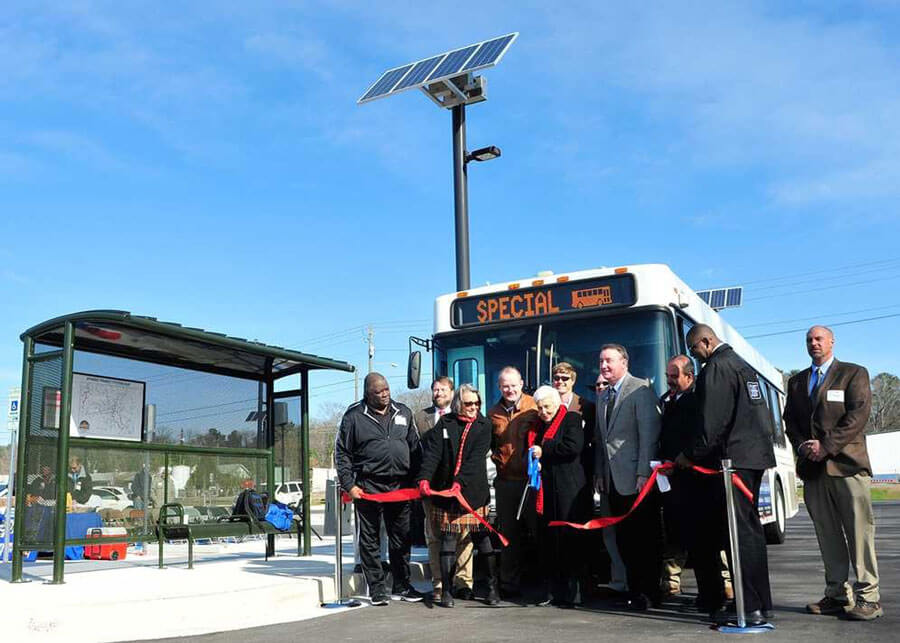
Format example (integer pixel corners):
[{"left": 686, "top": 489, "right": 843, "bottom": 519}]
[
  {"left": 74, "top": 351, "right": 265, "bottom": 448},
  {"left": 20, "top": 354, "right": 63, "bottom": 548}
]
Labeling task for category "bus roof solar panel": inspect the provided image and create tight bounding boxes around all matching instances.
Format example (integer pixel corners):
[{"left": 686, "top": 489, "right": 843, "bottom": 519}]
[
  {"left": 697, "top": 291, "right": 712, "bottom": 304},
  {"left": 360, "top": 64, "right": 414, "bottom": 102},
  {"left": 394, "top": 54, "right": 446, "bottom": 91},
  {"left": 461, "top": 34, "right": 516, "bottom": 72},
  {"left": 426, "top": 45, "right": 479, "bottom": 82},
  {"left": 726, "top": 287, "right": 742, "bottom": 307},
  {"left": 710, "top": 289, "right": 726, "bottom": 309},
  {"left": 357, "top": 33, "right": 518, "bottom": 105}
]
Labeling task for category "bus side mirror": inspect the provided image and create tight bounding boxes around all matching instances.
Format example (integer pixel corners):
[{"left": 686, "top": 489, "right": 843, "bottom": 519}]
[{"left": 407, "top": 351, "right": 421, "bottom": 390}]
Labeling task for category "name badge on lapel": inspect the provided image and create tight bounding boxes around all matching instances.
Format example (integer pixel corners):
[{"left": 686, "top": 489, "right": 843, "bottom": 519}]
[
  {"left": 395, "top": 415, "right": 408, "bottom": 426},
  {"left": 826, "top": 390, "right": 845, "bottom": 403}
]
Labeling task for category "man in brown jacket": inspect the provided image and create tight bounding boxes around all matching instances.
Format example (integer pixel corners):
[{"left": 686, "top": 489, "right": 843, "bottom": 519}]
[
  {"left": 784, "top": 325, "right": 881, "bottom": 621},
  {"left": 489, "top": 366, "right": 539, "bottom": 596}
]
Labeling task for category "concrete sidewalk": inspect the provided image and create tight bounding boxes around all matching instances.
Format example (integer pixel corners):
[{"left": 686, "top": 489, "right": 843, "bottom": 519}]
[{"left": 0, "top": 508, "right": 430, "bottom": 641}]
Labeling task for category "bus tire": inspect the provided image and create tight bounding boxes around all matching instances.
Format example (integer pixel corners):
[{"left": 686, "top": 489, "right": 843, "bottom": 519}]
[{"left": 764, "top": 480, "right": 786, "bottom": 545}]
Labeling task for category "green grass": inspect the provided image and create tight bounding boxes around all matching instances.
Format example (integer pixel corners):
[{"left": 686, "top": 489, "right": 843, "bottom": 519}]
[{"left": 797, "top": 483, "right": 900, "bottom": 502}]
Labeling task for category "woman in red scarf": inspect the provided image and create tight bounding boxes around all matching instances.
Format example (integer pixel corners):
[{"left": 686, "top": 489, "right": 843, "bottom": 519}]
[
  {"left": 530, "top": 385, "right": 591, "bottom": 608},
  {"left": 418, "top": 384, "right": 499, "bottom": 608}
]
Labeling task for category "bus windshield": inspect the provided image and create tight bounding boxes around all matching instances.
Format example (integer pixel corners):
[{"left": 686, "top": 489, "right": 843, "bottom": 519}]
[{"left": 433, "top": 309, "right": 676, "bottom": 408}]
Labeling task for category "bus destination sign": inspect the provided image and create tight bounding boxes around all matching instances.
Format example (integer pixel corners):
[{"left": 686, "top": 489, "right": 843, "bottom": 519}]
[{"left": 450, "top": 274, "right": 637, "bottom": 328}]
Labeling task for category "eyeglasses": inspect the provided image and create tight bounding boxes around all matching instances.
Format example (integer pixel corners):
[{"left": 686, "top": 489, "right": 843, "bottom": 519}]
[
  {"left": 552, "top": 375, "right": 571, "bottom": 381},
  {"left": 594, "top": 382, "right": 608, "bottom": 389},
  {"left": 461, "top": 400, "right": 480, "bottom": 407},
  {"left": 688, "top": 338, "right": 704, "bottom": 352}
]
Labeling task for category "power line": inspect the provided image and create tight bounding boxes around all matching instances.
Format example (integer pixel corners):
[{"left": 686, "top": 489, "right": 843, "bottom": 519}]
[
  {"left": 740, "top": 303, "right": 900, "bottom": 329},
  {"left": 750, "top": 265, "right": 900, "bottom": 293},
  {"left": 746, "top": 273, "right": 900, "bottom": 302},
  {"left": 739, "top": 257, "right": 900, "bottom": 287},
  {"left": 745, "top": 313, "right": 900, "bottom": 339}
]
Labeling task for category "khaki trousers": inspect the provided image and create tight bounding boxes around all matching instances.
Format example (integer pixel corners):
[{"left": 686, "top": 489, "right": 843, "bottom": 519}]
[
  {"left": 804, "top": 472, "right": 880, "bottom": 602},
  {"left": 423, "top": 499, "right": 474, "bottom": 592}
]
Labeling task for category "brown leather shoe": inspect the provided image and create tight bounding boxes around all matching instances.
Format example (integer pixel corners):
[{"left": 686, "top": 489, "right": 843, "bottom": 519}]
[
  {"left": 844, "top": 598, "right": 883, "bottom": 621},
  {"left": 806, "top": 596, "right": 850, "bottom": 615}
]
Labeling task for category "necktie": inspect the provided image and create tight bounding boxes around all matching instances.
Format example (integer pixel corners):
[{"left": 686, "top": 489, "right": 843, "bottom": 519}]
[
  {"left": 605, "top": 387, "right": 617, "bottom": 426},
  {"left": 809, "top": 367, "right": 821, "bottom": 401}
]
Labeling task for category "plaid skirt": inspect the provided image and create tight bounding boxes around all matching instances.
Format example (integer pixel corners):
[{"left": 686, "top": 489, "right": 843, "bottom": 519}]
[{"left": 428, "top": 501, "right": 490, "bottom": 534}]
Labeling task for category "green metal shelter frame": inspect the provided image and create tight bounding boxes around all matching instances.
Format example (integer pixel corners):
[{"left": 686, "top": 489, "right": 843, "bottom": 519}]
[{"left": 10, "top": 310, "right": 353, "bottom": 583}]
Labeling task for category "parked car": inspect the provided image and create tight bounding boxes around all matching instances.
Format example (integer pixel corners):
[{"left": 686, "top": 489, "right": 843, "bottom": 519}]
[
  {"left": 274, "top": 481, "right": 303, "bottom": 506},
  {"left": 195, "top": 505, "right": 231, "bottom": 522},
  {"left": 91, "top": 486, "right": 134, "bottom": 513}
]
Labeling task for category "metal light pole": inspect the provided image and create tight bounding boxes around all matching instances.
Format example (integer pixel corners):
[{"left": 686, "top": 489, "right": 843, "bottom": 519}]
[{"left": 452, "top": 105, "right": 470, "bottom": 291}]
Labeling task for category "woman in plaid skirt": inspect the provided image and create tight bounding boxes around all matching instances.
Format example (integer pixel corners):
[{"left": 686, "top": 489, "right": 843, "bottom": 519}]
[{"left": 418, "top": 384, "right": 500, "bottom": 608}]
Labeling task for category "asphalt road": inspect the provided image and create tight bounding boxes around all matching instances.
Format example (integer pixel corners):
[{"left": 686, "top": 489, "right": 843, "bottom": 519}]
[{"left": 147, "top": 502, "right": 899, "bottom": 642}]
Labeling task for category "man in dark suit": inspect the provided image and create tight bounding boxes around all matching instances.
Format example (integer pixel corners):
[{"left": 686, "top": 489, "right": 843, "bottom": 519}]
[
  {"left": 659, "top": 355, "right": 725, "bottom": 611},
  {"left": 676, "top": 324, "right": 775, "bottom": 626},
  {"left": 783, "top": 325, "right": 881, "bottom": 621},
  {"left": 595, "top": 343, "right": 662, "bottom": 610},
  {"left": 414, "top": 377, "right": 474, "bottom": 601}
]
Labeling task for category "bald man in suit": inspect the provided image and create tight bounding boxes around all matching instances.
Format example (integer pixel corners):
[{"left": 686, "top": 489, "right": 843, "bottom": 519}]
[{"left": 784, "top": 326, "right": 881, "bottom": 621}]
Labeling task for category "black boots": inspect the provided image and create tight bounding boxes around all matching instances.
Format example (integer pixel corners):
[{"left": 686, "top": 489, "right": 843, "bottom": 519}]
[
  {"left": 486, "top": 553, "right": 501, "bottom": 606},
  {"left": 439, "top": 553, "right": 456, "bottom": 608}
]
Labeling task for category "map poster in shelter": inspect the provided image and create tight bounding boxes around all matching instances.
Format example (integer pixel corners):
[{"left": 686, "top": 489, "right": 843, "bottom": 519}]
[{"left": 69, "top": 373, "right": 145, "bottom": 441}]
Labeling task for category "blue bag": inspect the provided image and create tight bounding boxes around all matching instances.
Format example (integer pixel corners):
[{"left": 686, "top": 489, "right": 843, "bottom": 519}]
[{"left": 264, "top": 501, "right": 293, "bottom": 531}]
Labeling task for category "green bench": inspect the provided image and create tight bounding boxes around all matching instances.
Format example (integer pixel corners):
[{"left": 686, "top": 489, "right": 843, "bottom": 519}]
[{"left": 156, "top": 503, "right": 303, "bottom": 569}]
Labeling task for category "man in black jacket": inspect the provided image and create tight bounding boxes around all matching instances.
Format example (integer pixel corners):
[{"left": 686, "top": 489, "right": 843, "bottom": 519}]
[
  {"left": 676, "top": 325, "right": 776, "bottom": 626},
  {"left": 660, "top": 355, "right": 725, "bottom": 612},
  {"left": 334, "top": 373, "right": 423, "bottom": 605}
]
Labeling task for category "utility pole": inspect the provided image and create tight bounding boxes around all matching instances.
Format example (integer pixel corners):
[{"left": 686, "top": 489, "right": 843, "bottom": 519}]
[{"left": 366, "top": 325, "right": 375, "bottom": 374}]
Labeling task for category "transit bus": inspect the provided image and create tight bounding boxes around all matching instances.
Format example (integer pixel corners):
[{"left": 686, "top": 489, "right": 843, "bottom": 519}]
[{"left": 408, "top": 263, "right": 799, "bottom": 543}]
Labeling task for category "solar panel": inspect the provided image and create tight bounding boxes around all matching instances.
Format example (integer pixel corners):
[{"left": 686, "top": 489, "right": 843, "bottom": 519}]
[
  {"left": 726, "top": 287, "right": 743, "bottom": 307},
  {"left": 710, "top": 289, "right": 726, "bottom": 309},
  {"left": 697, "top": 286, "right": 743, "bottom": 311},
  {"left": 359, "top": 64, "right": 414, "bottom": 103},
  {"left": 461, "top": 34, "right": 517, "bottom": 72},
  {"left": 358, "top": 33, "right": 518, "bottom": 105}
]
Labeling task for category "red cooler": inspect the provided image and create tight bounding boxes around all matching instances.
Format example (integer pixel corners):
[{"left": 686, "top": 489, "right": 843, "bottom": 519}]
[{"left": 85, "top": 527, "right": 128, "bottom": 561}]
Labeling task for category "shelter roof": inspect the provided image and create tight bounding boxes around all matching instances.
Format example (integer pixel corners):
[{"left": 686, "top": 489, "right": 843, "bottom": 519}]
[{"left": 22, "top": 310, "right": 354, "bottom": 380}]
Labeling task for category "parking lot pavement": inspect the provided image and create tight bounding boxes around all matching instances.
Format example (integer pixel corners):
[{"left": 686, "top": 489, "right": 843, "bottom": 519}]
[{"left": 159, "top": 501, "right": 899, "bottom": 643}]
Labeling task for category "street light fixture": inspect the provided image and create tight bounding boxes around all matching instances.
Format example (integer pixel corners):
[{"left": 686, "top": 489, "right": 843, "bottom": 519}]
[{"left": 467, "top": 146, "right": 502, "bottom": 163}]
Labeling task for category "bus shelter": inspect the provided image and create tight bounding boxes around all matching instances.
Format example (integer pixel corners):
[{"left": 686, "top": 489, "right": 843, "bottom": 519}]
[{"left": 9, "top": 310, "right": 353, "bottom": 583}]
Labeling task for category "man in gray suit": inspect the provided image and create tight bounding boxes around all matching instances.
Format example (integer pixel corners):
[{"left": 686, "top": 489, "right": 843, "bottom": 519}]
[{"left": 595, "top": 343, "right": 663, "bottom": 610}]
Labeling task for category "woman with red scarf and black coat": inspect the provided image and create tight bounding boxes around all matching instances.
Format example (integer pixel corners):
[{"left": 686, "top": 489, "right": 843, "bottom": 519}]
[
  {"left": 529, "top": 385, "right": 591, "bottom": 608},
  {"left": 418, "top": 383, "right": 500, "bottom": 608}
]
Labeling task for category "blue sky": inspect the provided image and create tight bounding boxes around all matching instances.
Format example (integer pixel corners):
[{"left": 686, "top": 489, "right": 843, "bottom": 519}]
[{"left": 2, "top": 1, "right": 900, "bottom": 441}]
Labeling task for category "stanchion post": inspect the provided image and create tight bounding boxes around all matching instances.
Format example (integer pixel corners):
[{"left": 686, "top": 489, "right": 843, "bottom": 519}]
[
  {"left": 334, "top": 478, "right": 343, "bottom": 601},
  {"left": 321, "top": 478, "right": 359, "bottom": 609},
  {"left": 721, "top": 458, "right": 746, "bottom": 629}
]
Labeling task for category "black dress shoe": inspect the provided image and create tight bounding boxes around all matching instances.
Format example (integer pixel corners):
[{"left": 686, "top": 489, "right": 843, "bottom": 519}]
[
  {"left": 625, "top": 594, "right": 650, "bottom": 611},
  {"left": 713, "top": 607, "right": 767, "bottom": 627},
  {"left": 454, "top": 587, "right": 474, "bottom": 601}
]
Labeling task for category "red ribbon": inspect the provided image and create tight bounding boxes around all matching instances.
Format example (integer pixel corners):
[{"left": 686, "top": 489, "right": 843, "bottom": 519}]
[
  {"left": 548, "top": 462, "right": 755, "bottom": 531},
  {"left": 341, "top": 483, "right": 509, "bottom": 547},
  {"left": 526, "top": 406, "right": 567, "bottom": 515}
]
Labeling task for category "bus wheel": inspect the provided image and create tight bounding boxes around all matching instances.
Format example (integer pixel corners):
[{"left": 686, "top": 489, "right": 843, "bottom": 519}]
[{"left": 764, "top": 480, "right": 786, "bottom": 545}]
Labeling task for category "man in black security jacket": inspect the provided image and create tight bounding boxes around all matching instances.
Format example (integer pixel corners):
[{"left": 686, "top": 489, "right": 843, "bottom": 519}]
[
  {"left": 335, "top": 372, "right": 423, "bottom": 605},
  {"left": 676, "top": 324, "right": 776, "bottom": 626}
]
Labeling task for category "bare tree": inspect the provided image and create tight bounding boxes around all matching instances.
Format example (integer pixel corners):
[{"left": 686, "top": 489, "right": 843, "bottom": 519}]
[{"left": 868, "top": 372, "right": 900, "bottom": 434}]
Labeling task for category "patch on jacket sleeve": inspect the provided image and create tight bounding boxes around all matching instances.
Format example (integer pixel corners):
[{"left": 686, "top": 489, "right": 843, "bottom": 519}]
[{"left": 746, "top": 381, "right": 762, "bottom": 400}]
